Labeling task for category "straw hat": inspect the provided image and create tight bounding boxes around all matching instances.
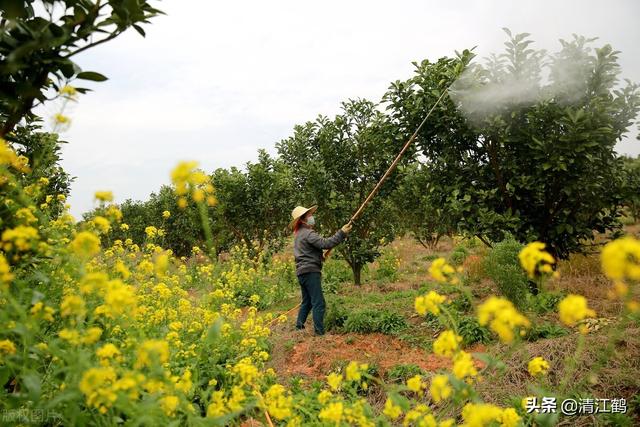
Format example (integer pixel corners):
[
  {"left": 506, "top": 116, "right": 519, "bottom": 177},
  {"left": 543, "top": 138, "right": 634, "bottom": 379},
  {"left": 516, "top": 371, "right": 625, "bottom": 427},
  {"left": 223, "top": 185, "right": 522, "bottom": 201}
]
[{"left": 290, "top": 205, "right": 317, "bottom": 229}]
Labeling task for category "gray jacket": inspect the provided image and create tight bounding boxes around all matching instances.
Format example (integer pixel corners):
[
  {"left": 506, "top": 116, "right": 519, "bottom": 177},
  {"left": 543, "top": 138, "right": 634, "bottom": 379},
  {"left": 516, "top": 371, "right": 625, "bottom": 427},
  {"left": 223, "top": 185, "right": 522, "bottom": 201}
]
[{"left": 294, "top": 227, "right": 346, "bottom": 276}]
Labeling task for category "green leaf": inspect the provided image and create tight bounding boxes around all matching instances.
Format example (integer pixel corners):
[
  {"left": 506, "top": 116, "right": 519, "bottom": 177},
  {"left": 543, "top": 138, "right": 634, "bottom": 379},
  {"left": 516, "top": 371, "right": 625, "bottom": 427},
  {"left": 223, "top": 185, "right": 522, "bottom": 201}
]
[
  {"left": 22, "top": 372, "right": 42, "bottom": 400},
  {"left": 76, "top": 71, "right": 108, "bottom": 82},
  {"left": 133, "top": 24, "right": 146, "bottom": 37}
]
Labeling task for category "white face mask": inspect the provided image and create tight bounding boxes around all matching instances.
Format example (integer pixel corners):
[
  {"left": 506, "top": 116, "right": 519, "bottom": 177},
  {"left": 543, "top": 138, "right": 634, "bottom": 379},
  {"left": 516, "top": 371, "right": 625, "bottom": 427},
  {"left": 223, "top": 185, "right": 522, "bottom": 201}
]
[{"left": 306, "top": 215, "right": 316, "bottom": 226}]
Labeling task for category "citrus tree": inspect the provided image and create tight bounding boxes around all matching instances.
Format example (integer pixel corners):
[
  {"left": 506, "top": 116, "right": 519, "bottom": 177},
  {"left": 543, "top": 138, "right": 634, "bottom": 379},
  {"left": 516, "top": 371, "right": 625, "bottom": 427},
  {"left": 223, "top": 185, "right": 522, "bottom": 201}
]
[
  {"left": 277, "top": 99, "right": 402, "bottom": 285},
  {"left": 621, "top": 155, "right": 640, "bottom": 222},
  {"left": 385, "top": 32, "right": 640, "bottom": 258},
  {"left": 392, "top": 162, "right": 455, "bottom": 250},
  {"left": 211, "top": 150, "right": 296, "bottom": 260},
  {"left": 0, "top": 0, "right": 162, "bottom": 137}
]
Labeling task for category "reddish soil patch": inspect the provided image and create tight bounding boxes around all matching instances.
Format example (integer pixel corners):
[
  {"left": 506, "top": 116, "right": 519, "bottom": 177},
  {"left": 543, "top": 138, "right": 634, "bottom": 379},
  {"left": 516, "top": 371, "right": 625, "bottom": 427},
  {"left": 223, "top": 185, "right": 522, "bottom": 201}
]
[{"left": 281, "top": 332, "right": 485, "bottom": 379}]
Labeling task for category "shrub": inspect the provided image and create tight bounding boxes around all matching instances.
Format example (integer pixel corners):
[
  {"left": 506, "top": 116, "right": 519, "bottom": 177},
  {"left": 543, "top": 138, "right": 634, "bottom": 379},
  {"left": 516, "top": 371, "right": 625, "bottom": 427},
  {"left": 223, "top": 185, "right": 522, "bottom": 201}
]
[
  {"left": 323, "top": 259, "right": 352, "bottom": 294},
  {"left": 374, "top": 249, "right": 400, "bottom": 283},
  {"left": 343, "top": 310, "right": 408, "bottom": 335},
  {"left": 458, "top": 316, "right": 492, "bottom": 346},
  {"left": 483, "top": 237, "right": 531, "bottom": 308},
  {"left": 450, "top": 293, "right": 473, "bottom": 314},
  {"left": 529, "top": 292, "right": 564, "bottom": 314},
  {"left": 449, "top": 245, "right": 469, "bottom": 266},
  {"left": 325, "top": 300, "right": 349, "bottom": 332},
  {"left": 524, "top": 323, "right": 570, "bottom": 341}
]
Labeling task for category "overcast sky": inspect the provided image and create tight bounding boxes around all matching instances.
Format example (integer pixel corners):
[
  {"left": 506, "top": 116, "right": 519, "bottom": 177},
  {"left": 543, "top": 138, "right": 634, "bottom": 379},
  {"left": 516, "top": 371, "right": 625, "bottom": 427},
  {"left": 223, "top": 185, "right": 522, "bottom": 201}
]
[{"left": 45, "top": 0, "right": 640, "bottom": 218}]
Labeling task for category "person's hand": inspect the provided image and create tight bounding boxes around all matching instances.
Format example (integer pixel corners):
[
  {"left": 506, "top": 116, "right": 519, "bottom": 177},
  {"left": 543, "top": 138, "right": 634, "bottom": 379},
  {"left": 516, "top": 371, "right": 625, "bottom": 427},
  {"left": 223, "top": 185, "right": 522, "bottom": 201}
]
[{"left": 341, "top": 222, "right": 353, "bottom": 234}]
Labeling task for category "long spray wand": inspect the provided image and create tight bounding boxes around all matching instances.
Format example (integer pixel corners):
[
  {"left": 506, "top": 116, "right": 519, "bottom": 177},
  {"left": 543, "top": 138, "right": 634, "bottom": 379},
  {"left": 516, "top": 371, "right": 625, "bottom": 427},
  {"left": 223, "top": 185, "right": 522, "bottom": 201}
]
[{"left": 323, "top": 84, "right": 452, "bottom": 260}]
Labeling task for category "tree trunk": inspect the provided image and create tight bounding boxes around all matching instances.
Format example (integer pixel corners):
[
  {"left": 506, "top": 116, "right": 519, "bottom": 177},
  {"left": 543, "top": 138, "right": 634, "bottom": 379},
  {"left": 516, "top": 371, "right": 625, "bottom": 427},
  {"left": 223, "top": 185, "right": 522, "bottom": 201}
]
[{"left": 351, "top": 262, "right": 362, "bottom": 286}]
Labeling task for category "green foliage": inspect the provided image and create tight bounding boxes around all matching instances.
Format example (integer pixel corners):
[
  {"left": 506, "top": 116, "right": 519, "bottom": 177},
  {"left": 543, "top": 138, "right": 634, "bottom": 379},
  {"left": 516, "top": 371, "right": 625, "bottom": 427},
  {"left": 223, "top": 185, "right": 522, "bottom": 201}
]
[
  {"left": 529, "top": 292, "right": 564, "bottom": 314},
  {"left": 483, "top": 237, "right": 531, "bottom": 308},
  {"left": 449, "top": 245, "right": 469, "bottom": 266},
  {"left": 621, "top": 155, "right": 640, "bottom": 222},
  {"left": 524, "top": 322, "right": 569, "bottom": 341},
  {"left": 323, "top": 259, "right": 352, "bottom": 294},
  {"left": 3, "top": 125, "right": 72, "bottom": 221},
  {"left": 343, "top": 310, "right": 408, "bottom": 335},
  {"left": 386, "top": 364, "right": 424, "bottom": 383},
  {"left": 85, "top": 185, "right": 221, "bottom": 257},
  {"left": 0, "top": 0, "right": 162, "bottom": 137},
  {"left": 599, "top": 413, "right": 635, "bottom": 427},
  {"left": 392, "top": 163, "right": 455, "bottom": 250},
  {"left": 450, "top": 293, "right": 473, "bottom": 313},
  {"left": 212, "top": 151, "right": 296, "bottom": 259},
  {"left": 277, "top": 99, "right": 401, "bottom": 285},
  {"left": 457, "top": 316, "right": 492, "bottom": 346},
  {"left": 325, "top": 300, "right": 349, "bottom": 332},
  {"left": 385, "top": 31, "right": 640, "bottom": 259},
  {"left": 374, "top": 248, "right": 400, "bottom": 283}
]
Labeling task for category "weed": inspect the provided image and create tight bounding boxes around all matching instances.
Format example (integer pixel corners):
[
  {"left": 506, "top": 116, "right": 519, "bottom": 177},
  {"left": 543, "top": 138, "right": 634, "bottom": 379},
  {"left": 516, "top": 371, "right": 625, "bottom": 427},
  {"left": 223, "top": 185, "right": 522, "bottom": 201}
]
[
  {"left": 449, "top": 245, "right": 469, "bottom": 266},
  {"left": 325, "top": 299, "right": 349, "bottom": 332},
  {"left": 523, "top": 323, "right": 570, "bottom": 341},
  {"left": 386, "top": 364, "right": 424, "bottom": 383},
  {"left": 343, "top": 310, "right": 408, "bottom": 335},
  {"left": 529, "top": 292, "right": 564, "bottom": 314},
  {"left": 483, "top": 237, "right": 531, "bottom": 309},
  {"left": 458, "top": 316, "right": 492, "bottom": 346}
]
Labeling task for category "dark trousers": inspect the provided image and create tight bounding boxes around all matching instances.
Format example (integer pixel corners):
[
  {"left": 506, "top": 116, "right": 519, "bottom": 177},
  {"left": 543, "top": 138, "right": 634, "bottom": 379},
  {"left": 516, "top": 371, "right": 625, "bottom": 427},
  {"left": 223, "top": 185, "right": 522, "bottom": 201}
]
[{"left": 295, "top": 272, "right": 325, "bottom": 335}]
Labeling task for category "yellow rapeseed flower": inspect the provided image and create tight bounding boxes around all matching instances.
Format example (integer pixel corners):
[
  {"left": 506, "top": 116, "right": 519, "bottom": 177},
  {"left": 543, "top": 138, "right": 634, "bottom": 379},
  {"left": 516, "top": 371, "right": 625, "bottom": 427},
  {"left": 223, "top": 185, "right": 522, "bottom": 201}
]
[
  {"left": 0, "top": 339, "right": 17, "bottom": 356},
  {"left": 69, "top": 231, "right": 101, "bottom": 258},
  {"left": 432, "top": 330, "right": 462, "bottom": 357},
  {"left": 1, "top": 138, "right": 31, "bottom": 172},
  {"left": 94, "top": 191, "right": 114, "bottom": 202},
  {"left": 82, "top": 327, "right": 103, "bottom": 345},
  {"left": 2, "top": 225, "right": 39, "bottom": 252},
  {"left": 428, "top": 257, "right": 458, "bottom": 284},
  {"left": 519, "top": 241, "right": 555, "bottom": 278},
  {"left": 92, "top": 216, "right": 111, "bottom": 235},
  {"left": 460, "top": 403, "right": 503, "bottom": 427},
  {"left": 429, "top": 374, "right": 452, "bottom": 403},
  {"left": 58, "top": 328, "right": 81, "bottom": 345},
  {"left": 601, "top": 236, "right": 640, "bottom": 281},
  {"left": 231, "top": 357, "right": 258, "bottom": 385},
  {"left": 317, "top": 390, "right": 332, "bottom": 404},
  {"left": 160, "top": 395, "right": 180, "bottom": 417},
  {"left": 265, "top": 384, "right": 293, "bottom": 420},
  {"left": 406, "top": 375, "right": 425, "bottom": 394},
  {"left": 383, "top": 398, "right": 402, "bottom": 419},
  {"left": 135, "top": 340, "right": 170, "bottom": 369},
  {"left": 319, "top": 401, "right": 343, "bottom": 424},
  {"left": 345, "top": 361, "right": 368, "bottom": 382},
  {"left": 558, "top": 294, "right": 596, "bottom": 327},
  {"left": 0, "top": 253, "right": 14, "bottom": 285},
  {"left": 79, "top": 367, "right": 117, "bottom": 414},
  {"left": 96, "top": 343, "right": 121, "bottom": 360},
  {"left": 15, "top": 207, "right": 38, "bottom": 225},
  {"left": 528, "top": 356, "right": 550, "bottom": 377},
  {"left": 60, "top": 294, "right": 86, "bottom": 318},
  {"left": 477, "top": 296, "right": 530, "bottom": 343},
  {"left": 206, "top": 391, "right": 227, "bottom": 418},
  {"left": 145, "top": 226, "right": 158, "bottom": 239},
  {"left": 327, "top": 372, "right": 343, "bottom": 391},
  {"left": 162, "top": 210, "right": 171, "bottom": 219},
  {"left": 414, "top": 290, "right": 446, "bottom": 316},
  {"left": 452, "top": 351, "right": 477, "bottom": 380}
]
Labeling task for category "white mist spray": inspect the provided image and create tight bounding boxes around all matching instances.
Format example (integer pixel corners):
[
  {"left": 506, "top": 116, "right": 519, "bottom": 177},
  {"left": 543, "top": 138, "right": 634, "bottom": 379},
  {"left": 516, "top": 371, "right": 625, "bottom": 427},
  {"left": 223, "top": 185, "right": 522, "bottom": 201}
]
[{"left": 448, "top": 30, "right": 612, "bottom": 124}]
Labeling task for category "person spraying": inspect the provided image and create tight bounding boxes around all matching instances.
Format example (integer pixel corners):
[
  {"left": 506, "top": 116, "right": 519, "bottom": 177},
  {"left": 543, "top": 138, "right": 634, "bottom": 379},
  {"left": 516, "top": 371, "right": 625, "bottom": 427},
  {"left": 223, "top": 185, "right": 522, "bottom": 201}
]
[{"left": 290, "top": 205, "right": 352, "bottom": 335}]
